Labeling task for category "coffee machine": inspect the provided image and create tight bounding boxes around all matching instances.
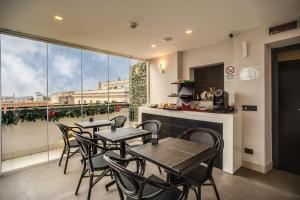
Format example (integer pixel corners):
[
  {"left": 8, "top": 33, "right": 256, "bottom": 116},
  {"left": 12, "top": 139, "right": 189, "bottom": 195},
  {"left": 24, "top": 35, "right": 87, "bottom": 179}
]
[{"left": 213, "top": 89, "right": 229, "bottom": 111}]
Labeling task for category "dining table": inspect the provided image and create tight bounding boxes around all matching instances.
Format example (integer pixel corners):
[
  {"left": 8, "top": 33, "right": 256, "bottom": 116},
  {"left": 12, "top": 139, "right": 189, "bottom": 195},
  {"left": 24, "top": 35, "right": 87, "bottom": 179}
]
[
  {"left": 75, "top": 119, "right": 113, "bottom": 132},
  {"left": 127, "top": 137, "right": 217, "bottom": 182},
  {"left": 94, "top": 127, "right": 152, "bottom": 158},
  {"left": 75, "top": 119, "right": 113, "bottom": 153}
]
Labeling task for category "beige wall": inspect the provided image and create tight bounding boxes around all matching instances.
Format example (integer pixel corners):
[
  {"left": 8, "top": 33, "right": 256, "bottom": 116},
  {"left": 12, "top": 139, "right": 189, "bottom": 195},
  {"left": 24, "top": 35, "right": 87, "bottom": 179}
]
[
  {"left": 148, "top": 25, "right": 300, "bottom": 171},
  {"left": 148, "top": 52, "right": 181, "bottom": 104},
  {"left": 182, "top": 39, "right": 235, "bottom": 103}
]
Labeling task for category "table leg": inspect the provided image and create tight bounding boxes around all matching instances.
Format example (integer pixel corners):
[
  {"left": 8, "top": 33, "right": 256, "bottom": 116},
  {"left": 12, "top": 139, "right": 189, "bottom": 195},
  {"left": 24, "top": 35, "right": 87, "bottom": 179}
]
[
  {"left": 92, "top": 127, "right": 98, "bottom": 154},
  {"left": 167, "top": 172, "right": 177, "bottom": 183},
  {"left": 120, "top": 142, "right": 126, "bottom": 158}
]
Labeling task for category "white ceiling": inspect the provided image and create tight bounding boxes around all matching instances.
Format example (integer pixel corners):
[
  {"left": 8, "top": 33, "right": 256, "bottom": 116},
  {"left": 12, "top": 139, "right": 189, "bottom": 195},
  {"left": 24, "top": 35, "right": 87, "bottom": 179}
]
[{"left": 0, "top": 0, "right": 299, "bottom": 59}]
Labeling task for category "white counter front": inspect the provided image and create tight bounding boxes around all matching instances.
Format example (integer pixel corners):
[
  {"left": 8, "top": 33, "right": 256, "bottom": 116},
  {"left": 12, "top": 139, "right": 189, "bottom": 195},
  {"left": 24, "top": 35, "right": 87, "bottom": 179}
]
[{"left": 138, "top": 107, "right": 242, "bottom": 174}]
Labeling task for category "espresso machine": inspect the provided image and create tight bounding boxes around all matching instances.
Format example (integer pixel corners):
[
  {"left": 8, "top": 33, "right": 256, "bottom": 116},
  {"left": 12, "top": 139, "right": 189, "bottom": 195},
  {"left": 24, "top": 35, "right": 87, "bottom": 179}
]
[{"left": 213, "top": 89, "right": 229, "bottom": 111}]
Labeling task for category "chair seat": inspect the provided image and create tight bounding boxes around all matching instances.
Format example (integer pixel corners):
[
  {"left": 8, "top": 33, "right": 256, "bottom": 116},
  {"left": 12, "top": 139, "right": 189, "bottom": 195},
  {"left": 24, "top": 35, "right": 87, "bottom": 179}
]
[
  {"left": 88, "top": 151, "right": 120, "bottom": 170},
  {"left": 69, "top": 139, "right": 79, "bottom": 148},
  {"left": 127, "top": 175, "right": 182, "bottom": 200},
  {"left": 179, "top": 164, "right": 208, "bottom": 185}
]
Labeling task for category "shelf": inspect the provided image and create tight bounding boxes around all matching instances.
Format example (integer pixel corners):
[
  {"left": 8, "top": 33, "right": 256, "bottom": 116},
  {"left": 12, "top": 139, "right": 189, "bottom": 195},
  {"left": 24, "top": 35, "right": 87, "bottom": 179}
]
[
  {"left": 171, "top": 81, "right": 194, "bottom": 85},
  {"left": 179, "top": 95, "right": 193, "bottom": 98},
  {"left": 168, "top": 94, "right": 193, "bottom": 98}
]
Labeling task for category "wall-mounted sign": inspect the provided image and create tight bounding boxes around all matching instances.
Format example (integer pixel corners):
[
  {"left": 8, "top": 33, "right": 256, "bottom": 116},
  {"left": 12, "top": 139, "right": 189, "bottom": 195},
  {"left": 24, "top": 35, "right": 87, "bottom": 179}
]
[
  {"left": 240, "top": 66, "right": 259, "bottom": 81},
  {"left": 225, "top": 65, "right": 235, "bottom": 81}
]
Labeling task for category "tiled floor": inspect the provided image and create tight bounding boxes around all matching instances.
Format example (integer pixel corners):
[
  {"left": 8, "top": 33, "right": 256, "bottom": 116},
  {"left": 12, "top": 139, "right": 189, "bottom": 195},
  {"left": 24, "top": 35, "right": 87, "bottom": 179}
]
[
  {"left": 0, "top": 155, "right": 300, "bottom": 200},
  {"left": 1, "top": 138, "right": 142, "bottom": 173},
  {"left": 1, "top": 148, "right": 63, "bottom": 173}
]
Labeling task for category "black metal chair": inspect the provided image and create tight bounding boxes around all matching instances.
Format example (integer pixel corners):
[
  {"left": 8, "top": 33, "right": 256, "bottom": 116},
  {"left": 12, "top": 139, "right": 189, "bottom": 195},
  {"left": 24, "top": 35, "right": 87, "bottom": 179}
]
[
  {"left": 104, "top": 154, "right": 189, "bottom": 200},
  {"left": 178, "top": 128, "right": 224, "bottom": 200},
  {"left": 72, "top": 130, "right": 121, "bottom": 200},
  {"left": 126, "top": 120, "right": 163, "bottom": 173},
  {"left": 55, "top": 122, "right": 82, "bottom": 174},
  {"left": 110, "top": 115, "right": 127, "bottom": 128}
]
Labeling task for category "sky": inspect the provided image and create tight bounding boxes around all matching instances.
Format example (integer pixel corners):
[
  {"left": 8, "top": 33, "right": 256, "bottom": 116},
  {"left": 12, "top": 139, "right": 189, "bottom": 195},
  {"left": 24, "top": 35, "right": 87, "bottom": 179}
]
[{"left": 0, "top": 34, "right": 138, "bottom": 97}]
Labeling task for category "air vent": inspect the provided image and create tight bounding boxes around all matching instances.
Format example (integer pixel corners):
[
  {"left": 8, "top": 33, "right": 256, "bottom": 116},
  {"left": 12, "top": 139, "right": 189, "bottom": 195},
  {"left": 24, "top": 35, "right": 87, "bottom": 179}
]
[{"left": 269, "top": 20, "right": 298, "bottom": 35}]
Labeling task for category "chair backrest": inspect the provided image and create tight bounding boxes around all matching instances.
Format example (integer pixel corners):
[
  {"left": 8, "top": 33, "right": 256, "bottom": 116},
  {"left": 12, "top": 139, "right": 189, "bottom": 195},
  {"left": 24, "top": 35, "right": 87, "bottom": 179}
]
[
  {"left": 55, "top": 122, "right": 71, "bottom": 147},
  {"left": 104, "top": 155, "right": 144, "bottom": 199},
  {"left": 136, "top": 120, "right": 162, "bottom": 144},
  {"left": 179, "top": 128, "right": 224, "bottom": 178},
  {"left": 111, "top": 115, "right": 127, "bottom": 128},
  {"left": 71, "top": 130, "right": 100, "bottom": 170},
  {"left": 104, "top": 155, "right": 177, "bottom": 200}
]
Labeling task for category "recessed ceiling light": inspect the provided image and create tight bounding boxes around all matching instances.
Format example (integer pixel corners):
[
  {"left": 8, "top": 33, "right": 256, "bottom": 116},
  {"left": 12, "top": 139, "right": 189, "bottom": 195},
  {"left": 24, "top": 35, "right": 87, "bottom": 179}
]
[
  {"left": 54, "top": 15, "right": 63, "bottom": 21},
  {"left": 185, "top": 30, "right": 192, "bottom": 34},
  {"left": 151, "top": 44, "right": 156, "bottom": 48},
  {"left": 164, "top": 37, "right": 173, "bottom": 42}
]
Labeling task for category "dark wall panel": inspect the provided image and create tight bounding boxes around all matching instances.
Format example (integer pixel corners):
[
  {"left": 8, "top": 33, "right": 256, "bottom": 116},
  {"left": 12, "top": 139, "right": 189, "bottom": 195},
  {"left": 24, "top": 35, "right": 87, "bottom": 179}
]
[
  {"left": 193, "top": 64, "right": 224, "bottom": 99},
  {"left": 142, "top": 113, "right": 223, "bottom": 169}
]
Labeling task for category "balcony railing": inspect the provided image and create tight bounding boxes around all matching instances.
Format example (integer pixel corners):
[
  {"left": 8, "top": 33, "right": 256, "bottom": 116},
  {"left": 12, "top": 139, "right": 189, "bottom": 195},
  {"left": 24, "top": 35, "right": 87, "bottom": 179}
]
[{"left": 0, "top": 103, "right": 133, "bottom": 125}]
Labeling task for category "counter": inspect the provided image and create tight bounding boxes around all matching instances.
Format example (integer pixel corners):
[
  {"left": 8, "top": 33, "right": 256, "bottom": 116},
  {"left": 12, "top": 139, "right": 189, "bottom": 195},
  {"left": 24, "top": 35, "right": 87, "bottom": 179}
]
[{"left": 138, "top": 107, "right": 242, "bottom": 174}]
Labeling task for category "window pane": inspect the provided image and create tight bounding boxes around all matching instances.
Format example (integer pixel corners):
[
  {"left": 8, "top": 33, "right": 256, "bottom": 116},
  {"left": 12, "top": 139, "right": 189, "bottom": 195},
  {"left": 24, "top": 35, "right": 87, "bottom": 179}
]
[
  {"left": 82, "top": 50, "right": 109, "bottom": 126},
  {"left": 47, "top": 44, "right": 81, "bottom": 161},
  {"left": 1, "top": 35, "right": 48, "bottom": 171},
  {"left": 109, "top": 55, "right": 130, "bottom": 126}
]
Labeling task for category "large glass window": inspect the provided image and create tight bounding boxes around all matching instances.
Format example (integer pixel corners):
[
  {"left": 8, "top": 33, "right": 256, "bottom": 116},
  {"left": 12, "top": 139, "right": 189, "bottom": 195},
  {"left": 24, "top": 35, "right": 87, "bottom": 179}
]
[
  {"left": 0, "top": 34, "right": 147, "bottom": 172},
  {"left": 0, "top": 35, "right": 48, "bottom": 171},
  {"left": 82, "top": 50, "right": 109, "bottom": 126},
  {"left": 47, "top": 44, "right": 82, "bottom": 160},
  {"left": 109, "top": 55, "right": 130, "bottom": 126}
]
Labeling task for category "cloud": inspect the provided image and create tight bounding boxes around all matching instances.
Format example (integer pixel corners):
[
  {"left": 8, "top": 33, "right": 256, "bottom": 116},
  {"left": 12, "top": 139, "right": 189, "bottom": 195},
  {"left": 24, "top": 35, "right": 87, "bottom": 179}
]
[
  {"left": 51, "top": 55, "right": 80, "bottom": 78},
  {"left": 1, "top": 52, "right": 46, "bottom": 97},
  {"left": 1, "top": 34, "right": 46, "bottom": 57}
]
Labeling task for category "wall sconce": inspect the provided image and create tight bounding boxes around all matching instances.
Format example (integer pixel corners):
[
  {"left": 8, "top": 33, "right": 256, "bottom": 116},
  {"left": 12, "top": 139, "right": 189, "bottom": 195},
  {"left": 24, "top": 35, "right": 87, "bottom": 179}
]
[{"left": 160, "top": 61, "right": 165, "bottom": 74}]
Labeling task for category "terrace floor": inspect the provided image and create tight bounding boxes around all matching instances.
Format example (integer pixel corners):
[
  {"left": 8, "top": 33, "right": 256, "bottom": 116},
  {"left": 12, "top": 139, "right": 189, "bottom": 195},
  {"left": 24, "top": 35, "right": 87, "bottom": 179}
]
[
  {"left": 1, "top": 148, "right": 63, "bottom": 173},
  {"left": 0, "top": 155, "right": 300, "bottom": 200}
]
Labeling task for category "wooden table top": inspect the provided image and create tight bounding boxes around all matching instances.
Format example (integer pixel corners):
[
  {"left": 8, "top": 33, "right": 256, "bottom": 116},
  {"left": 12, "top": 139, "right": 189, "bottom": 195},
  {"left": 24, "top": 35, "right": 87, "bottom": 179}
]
[
  {"left": 75, "top": 120, "right": 112, "bottom": 129},
  {"left": 95, "top": 127, "right": 151, "bottom": 142},
  {"left": 127, "top": 137, "right": 215, "bottom": 174}
]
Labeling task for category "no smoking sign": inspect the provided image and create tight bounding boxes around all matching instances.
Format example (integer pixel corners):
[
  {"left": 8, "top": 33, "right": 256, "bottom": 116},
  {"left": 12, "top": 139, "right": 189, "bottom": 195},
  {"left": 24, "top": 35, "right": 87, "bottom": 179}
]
[{"left": 225, "top": 65, "right": 235, "bottom": 81}]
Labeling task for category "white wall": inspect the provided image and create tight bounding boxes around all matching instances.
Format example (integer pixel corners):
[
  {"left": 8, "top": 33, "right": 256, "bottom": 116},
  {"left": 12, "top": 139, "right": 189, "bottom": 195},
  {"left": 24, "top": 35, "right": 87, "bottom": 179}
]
[
  {"left": 182, "top": 39, "right": 235, "bottom": 103},
  {"left": 148, "top": 52, "right": 180, "bottom": 104},
  {"left": 148, "top": 25, "right": 300, "bottom": 172}
]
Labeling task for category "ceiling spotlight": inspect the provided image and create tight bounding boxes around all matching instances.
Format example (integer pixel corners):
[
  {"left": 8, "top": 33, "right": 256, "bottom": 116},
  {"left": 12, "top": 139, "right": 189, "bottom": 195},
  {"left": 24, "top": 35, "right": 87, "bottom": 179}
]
[
  {"left": 151, "top": 44, "right": 156, "bottom": 48},
  {"left": 185, "top": 30, "right": 192, "bottom": 34},
  {"left": 54, "top": 15, "right": 63, "bottom": 21},
  {"left": 129, "top": 21, "right": 138, "bottom": 29},
  {"left": 164, "top": 37, "right": 173, "bottom": 42}
]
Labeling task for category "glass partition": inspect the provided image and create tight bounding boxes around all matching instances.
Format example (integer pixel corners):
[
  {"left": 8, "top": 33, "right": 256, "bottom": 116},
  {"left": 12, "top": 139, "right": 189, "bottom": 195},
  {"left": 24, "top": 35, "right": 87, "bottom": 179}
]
[
  {"left": 108, "top": 55, "right": 130, "bottom": 126},
  {"left": 0, "top": 35, "right": 48, "bottom": 171},
  {"left": 0, "top": 33, "right": 147, "bottom": 172},
  {"left": 82, "top": 50, "right": 109, "bottom": 131},
  {"left": 47, "top": 44, "right": 82, "bottom": 160}
]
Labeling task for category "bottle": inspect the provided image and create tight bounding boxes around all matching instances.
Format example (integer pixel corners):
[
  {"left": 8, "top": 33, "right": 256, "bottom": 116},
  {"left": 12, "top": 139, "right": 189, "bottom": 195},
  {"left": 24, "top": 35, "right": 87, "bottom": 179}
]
[
  {"left": 152, "top": 132, "right": 158, "bottom": 145},
  {"left": 111, "top": 122, "right": 116, "bottom": 131}
]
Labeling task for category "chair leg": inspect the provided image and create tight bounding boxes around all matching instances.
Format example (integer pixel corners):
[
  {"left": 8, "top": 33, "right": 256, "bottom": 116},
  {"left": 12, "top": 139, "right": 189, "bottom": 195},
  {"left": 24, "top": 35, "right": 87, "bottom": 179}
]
[
  {"left": 116, "top": 184, "right": 125, "bottom": 200},
  {"left": 87, "top": 172, "right": 94, "bottom": 200},
  {"left": 75, "top": 164, "right": 87, "bottom": 195},
  {"left": 210, "top": 177, "right": 220, "bottom": 200},
  {"left": 157, "top": 166, "right": 162, "bottom": 174},
  {"left": 64, "top": 149, "right": 70, "bottom": 174},
  {"left": 198, "top": 186, "right": 202, "bottom": 200},
  {"left": 192, "top": 187, "right": 199, "bottom": 200},
  {"left": 58, "top": 148, "right": 65, "bottom": 166}
]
